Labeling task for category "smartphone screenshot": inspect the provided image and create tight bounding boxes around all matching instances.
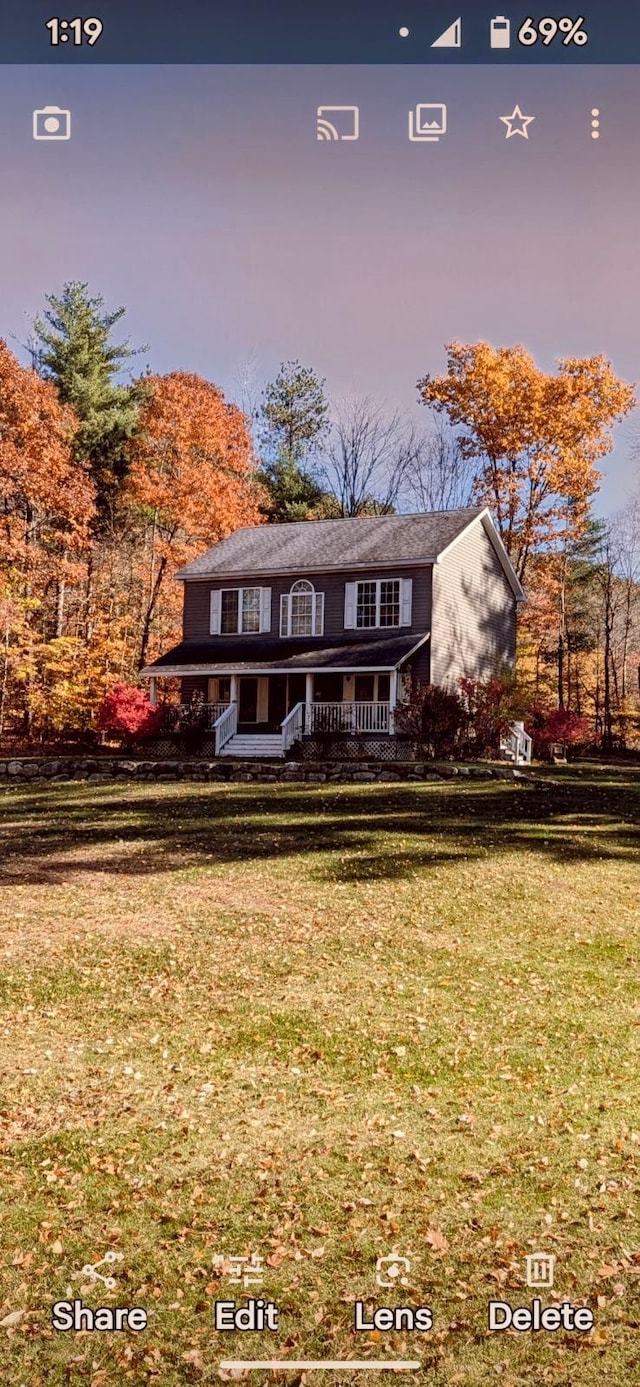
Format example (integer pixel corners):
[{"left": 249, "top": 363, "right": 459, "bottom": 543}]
[{"left": 0, "top": 2, "right": 638, "bottom": 1384}]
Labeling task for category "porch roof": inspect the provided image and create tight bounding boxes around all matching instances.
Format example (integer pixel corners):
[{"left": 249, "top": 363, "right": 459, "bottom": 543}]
[{"left": 142, "top": 632, "right": 428, "bottom": 677}]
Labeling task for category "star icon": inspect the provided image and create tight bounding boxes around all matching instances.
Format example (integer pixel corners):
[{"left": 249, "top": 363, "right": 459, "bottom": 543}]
[{"left": 500, "top": 104, "right": 535, "bottom": 139}]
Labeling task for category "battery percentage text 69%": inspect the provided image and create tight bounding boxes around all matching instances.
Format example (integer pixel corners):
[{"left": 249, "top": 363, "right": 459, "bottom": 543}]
[{"left": 518, "top": 16, "right": 588, "bottom": 46}]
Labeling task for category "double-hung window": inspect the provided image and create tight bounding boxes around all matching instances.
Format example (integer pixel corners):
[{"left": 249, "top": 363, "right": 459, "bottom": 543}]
[
  {"left": 356, "top": 577, "right": 400, "bottom": 628},
  {"left": 344, "top": 576, "right": 412, "bottom": 630},
  {"left": 221, "top": 587, "right": 260, "bottom": 633},
  {"left": 211, "top": 586, "right": 272, "bottom": 634}
]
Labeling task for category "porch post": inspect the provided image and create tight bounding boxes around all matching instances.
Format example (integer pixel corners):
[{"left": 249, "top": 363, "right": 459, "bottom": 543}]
[
  {"left": 149, "top": 677, "right": 157, "bottom": 706},
  {"left": 389, "top": 669, "right": 398, "bottom": 734},
  {"left": 230, "top": 674, "right": 239, "bottom": 705},
  {"left": 305, "top": 673, "right": 314, "bottom": 735}
]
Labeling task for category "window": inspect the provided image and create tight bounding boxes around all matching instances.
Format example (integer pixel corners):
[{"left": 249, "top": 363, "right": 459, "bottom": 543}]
[
  {"left": 344, "top": 578, "right": 412, "bottom": 630},
  {"left": 354, "top": 674, "right": 391, "bottom": 703},
  {"left": 208, "top": 677, "right": 231, "bottom": 704},
  {"left": 220, "top": 590, "right": 239, "bottom": 634},
  {"left": 291, "top": 579, "right": 313, "bottom": 635},
  {"left": 211, "top": 586, "right": 271, "bottom": 635},
  {"left": 240, "top": 587, "right": 260, "bottom": 633},
  {"left": 356, "top": 578, "right": 400, "bottom": 628},
  {"left": 280, "top": 580, "right": 324, "bottom": 637}
]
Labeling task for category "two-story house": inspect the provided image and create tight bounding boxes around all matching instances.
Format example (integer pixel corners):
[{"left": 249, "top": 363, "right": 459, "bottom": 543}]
[{"left": 142, "top": 507, "right": 524, "bottom": 756}]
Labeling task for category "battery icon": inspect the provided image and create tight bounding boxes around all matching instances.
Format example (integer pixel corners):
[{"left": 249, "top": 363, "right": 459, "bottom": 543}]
[{"left": 490, "top": 15, "right": 511, "bottom": 48}]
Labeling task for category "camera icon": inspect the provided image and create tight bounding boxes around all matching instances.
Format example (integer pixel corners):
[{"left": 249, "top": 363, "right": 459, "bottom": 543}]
[{"left": 33, "top": 106, "right": 71, "bottom": 141}]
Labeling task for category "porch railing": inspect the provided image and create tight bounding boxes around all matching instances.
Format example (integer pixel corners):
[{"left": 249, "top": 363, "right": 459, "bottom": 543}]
[
  {"left": 214, "top": 701, "right": 238, "bottom": 755},
  {"left": 281, "top": 702, "right": 304, "bottom": 752},
  {"left": 304, "top": 701, "right": 391, "bottom": 735},
  {"left": 176, "top": 701, "right": 229, "bottom": 730},
  {"left": 500, "top": 720, "right": 533, "bottom": 766}
]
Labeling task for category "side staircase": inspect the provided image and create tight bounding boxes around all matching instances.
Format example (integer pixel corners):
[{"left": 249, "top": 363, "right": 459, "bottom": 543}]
[{"left": 218, "top": 733, "right": 284, "bottom": 758}]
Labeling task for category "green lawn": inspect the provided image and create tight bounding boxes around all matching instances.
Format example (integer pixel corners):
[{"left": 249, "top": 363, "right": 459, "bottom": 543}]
[{"left": 0, "top": 769, "right": 639, "bottom": 1386}]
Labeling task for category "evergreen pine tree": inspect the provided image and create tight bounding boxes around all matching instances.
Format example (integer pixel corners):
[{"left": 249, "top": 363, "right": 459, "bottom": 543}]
[
  {"left": 31, "top": 282, "right": 148, "bottom": 527},
  {"left": 258, "top": 361, "right": 331, "bottom": 522}
]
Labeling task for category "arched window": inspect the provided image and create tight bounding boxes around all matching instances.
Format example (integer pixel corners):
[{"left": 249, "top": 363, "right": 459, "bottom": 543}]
[{"left": 280, "top": 579, "right": 324, "bottom": 637}]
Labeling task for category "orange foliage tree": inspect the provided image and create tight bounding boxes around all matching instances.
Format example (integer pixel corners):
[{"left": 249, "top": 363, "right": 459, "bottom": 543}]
[
  {"left": 419, "top": 343, "right": 635, "bottom": 585},
  {"left": 0, "top": 339, "right": 93, "bottom": 734},
  {"left": 125, "top": 372, "right": 263, "bottom": 667}
]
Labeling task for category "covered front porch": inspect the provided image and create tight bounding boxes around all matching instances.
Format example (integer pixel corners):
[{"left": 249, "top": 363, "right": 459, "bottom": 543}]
[
  {"left": 142, "top": 632, "right": 429, "bottom": 758},
  {"left": 150, "top": 671, "right": 400, "bottom": 757}
]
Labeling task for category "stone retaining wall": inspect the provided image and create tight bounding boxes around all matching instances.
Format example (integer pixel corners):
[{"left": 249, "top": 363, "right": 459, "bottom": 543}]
[{"left": 0, "top": 756, "right": 529, "bottom": 785}]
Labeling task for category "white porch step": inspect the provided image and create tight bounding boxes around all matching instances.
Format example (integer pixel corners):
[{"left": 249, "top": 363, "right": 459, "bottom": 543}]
[{"left": 219, "top": 734, "right": 284, "bottom": 758}]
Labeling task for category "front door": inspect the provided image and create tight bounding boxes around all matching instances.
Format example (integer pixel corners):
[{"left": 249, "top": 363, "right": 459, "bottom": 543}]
[
  {"left": 269, "top": 675, "right": 287, "bottom": 728},
  {"left": 238, "top": 677, "right": 258, "bottom": 723}
]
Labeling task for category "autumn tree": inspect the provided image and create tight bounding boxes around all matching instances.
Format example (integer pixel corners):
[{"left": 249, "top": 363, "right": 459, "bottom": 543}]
[
  {"left": 31, "top": 282, "right": 148, "bottom": 527},
  {"left": 419, "top": 343, "right": 635, "bottom": 584},
  {"left": 0, "top": 338, "right": 93, "bottom": 733},
  {"left": 126, "top": 371, "right": 261, "bottom": 666}
]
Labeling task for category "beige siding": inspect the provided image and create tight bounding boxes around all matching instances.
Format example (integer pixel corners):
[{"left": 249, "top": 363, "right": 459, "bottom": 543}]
[{"left": 430, "top": 520, "right": 517, "bottom": 687}]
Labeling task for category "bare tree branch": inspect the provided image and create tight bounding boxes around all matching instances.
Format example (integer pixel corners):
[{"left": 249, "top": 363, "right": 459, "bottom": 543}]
[
  {"left": 319, "top": 398, "right": 419, "bottom": 516},
  {"left": 400, "top": 415, "right": 479, "bottom": 513}
]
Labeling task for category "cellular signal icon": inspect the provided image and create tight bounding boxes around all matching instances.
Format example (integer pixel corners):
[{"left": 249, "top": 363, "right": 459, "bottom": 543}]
[{"left": 431, "top": 16, "right": 462, "bottom": 48}]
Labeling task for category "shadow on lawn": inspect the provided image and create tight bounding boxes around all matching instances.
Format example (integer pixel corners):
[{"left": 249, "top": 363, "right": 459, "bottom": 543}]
[{"left": 0, "top": 769, "right": 639, "bottom": 886}]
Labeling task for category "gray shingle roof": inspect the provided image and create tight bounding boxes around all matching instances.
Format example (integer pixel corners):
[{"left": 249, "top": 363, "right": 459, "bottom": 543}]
[
  {"left": 143, "top": 633, "right": 427, "bottom": 675},
  {"left": 176, "top": 509, "right": 486, "bottom": 579}
]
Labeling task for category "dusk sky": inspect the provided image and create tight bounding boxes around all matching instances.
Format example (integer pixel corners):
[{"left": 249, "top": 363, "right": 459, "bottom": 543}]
[{"left": 0, "top": 64, "right": 638, "bottom": 513}]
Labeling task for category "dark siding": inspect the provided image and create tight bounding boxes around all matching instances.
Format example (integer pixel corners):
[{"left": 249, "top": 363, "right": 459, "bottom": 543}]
[
  {"left": 406, "top": 640, "right": 431, "bottom": 684},
  {"left": 182, "top": 565, "right": 432, "bottom": 643},
  {"left": 181, "top": 675, "right": 208, "bottom": 702}
]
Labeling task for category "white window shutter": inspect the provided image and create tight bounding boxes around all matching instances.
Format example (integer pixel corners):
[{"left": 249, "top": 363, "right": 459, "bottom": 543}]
[
  {"left": 260, "top": 587, "right": 272, "bottom": 633},
  {"left": 314, "top": 592, "right": 325, "bottom": 636},
  {"left": 400, "top": 577, "right": 413, "bottom": 626},
  {"left": 344, "top": 582, "right": 357, "bottom": 629},
  {"left": 280, "top": 593, "right": 290, "bottom": 637},
  {"left": 210, "top": 589, "right": 222, "bottom": 635}
]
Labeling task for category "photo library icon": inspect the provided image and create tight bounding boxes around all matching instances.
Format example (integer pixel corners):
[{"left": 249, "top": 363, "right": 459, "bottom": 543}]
[
  {"left": 33, "top": 105, "right": 71, "bottom": 141},
  {"left": 316, "top": 106, "right": 359, "bottom": 141},
  {"left": 408, "top": 103, "right": 447, "bottom": 143},
  {"left": 525, "top": 1253, "right": 556, "bottom": 1289}
]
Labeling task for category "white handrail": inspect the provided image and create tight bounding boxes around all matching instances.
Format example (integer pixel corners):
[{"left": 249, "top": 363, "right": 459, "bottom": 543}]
[
  {"left": 214, "top": 701, "right": 237, "bottom": 755},
  {"left": 281, "top": 701, "right": 304, "bottom": 751},
  {"left": 305, "top": 701, "right": 390, "bottom": 734},
  {"left": 177, "top": 701, "right": 228, "bottom": 729},
  {"left": 500, "top": 720, "right": 532, "bottom": 766}
]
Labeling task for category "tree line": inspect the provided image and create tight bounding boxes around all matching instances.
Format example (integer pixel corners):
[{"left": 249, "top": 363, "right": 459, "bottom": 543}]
[{"left": 0, "top": 281, "right": 638, "bottom": 747}]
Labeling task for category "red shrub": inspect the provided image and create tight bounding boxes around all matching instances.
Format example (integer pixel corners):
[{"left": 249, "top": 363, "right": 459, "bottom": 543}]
[
  {"left": 458, "top": 676, "right": 512, "bottom": 757},
  {"left": 96, "top": 684, "right": 163, "bottom": 742},
  {"left": 395, "top": 680, "right": 465, "bottom": 758},
  {"left": 527, "top": 704, "right": 590, "bottom": 758}
]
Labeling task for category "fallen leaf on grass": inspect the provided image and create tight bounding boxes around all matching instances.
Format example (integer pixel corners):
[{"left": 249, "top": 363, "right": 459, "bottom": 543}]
[
  {"left": 426, "top": 1227, "right": 449, "bottom": 1253},
  {"left": 182, "top": 1349, "right": 204, "bottom": 1370},
  {"left": 0, "top": 1309, "right": 25, "bottom": 1327}
]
